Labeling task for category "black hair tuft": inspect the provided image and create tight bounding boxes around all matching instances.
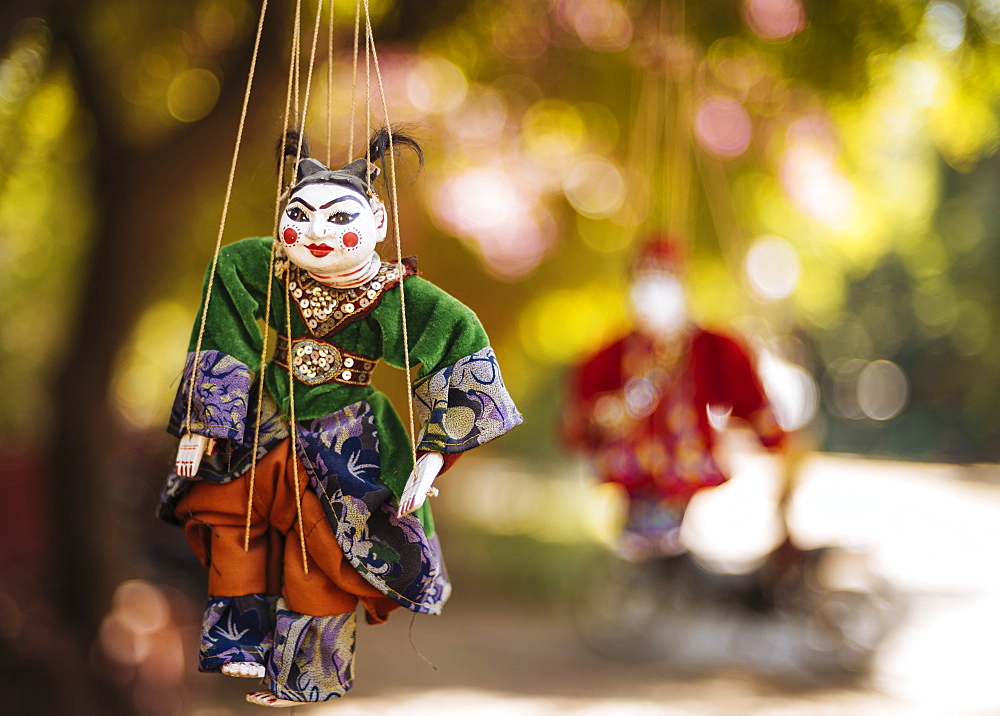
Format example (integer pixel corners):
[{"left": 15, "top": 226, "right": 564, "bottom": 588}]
[
  {"left": 367, "top": 126, "right": 424, "bottom": 170},
  {"left": 277, "top": 129, "right": 310, "bottom": 176}
]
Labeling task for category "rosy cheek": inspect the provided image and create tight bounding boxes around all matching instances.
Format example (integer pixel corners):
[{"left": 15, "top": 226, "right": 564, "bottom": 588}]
[
  {"left": 282, "top": 227, "right": 299, "bottom": 245},
  {"left": 342, "top": 231, "right": 360, "bottom": 249}
]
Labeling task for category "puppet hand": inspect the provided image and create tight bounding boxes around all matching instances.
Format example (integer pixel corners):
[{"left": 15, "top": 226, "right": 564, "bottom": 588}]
[
  {"left": 397, "top": 452, "right": 445, "bottom": 517},
  {"left": 175, "top": 434, "right": 216, "bottom": 477}
]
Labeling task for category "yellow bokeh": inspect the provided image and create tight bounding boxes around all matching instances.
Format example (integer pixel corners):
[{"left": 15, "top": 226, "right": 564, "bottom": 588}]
[
  {"left": 521, "top": 99, "right": 587, "bottom": 164},
  {"left": 794, "top": 260, "right": 847, "bottom": 328},
  {"left": 112, "top": 300, "right": 195, "bottom": 430},
  {"left": 518, "top": 281, "right": 627, "bottom": 365},
  {"left": 166, "top": 67, "right": 221, "bottom": 123}
]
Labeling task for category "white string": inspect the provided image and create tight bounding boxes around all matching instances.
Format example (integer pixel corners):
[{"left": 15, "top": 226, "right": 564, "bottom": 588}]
[
  {"left": 246, "top": 0, "right": 303, "bottom": 554},
  {"left": 185, "top": 0, "right": 269, "bottom": 433},
  {"left": 348, "top": 0, "right": 361, "bottom": 160},
  {"left": 282, "top": 0, "right": 326, "bottom": 576},
  {"left": 363, "top": 0, "right": 418, "bottom": 467},
  {"left": 326, "top": 0, "right": 334, "bottom": 165}
]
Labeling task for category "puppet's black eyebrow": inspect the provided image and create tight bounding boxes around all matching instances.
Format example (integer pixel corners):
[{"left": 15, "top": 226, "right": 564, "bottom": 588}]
[
  {"left": 288, "top": 197, "right": 316, "bottom": 211},
  {"left": 320, "top": 195, "right": 366, "bottom": 209}
]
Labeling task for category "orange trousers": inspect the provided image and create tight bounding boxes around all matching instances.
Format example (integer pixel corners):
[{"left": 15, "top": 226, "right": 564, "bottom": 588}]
[{"left": 176, "top": 439, "right": 399, "bottom": 623}]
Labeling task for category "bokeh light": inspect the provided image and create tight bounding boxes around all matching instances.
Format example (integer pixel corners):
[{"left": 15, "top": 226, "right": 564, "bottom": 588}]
[
  {"left": 518, "top": 281, "right": 625, "bottom": 362},
  {"left": 857, "top": 360, "right": 909, "bottom": 421},
  {"left": 113, "top": 300, "right": 192, "bottom": 429},
  {"left": 112, "top": 579, "right": 170, "bottom": 635},
  {"left": 491, "top": 5, "right": 550, "bottom": 60},
  {"left": 624, "top": 376, "right": 658, "bottom": 418},
  {"left": 554, "top": 0, "right": 633, "bottom": 52},
  {"left": 193, "top": 2, "right": 240, "bottom": 51},
  {"left": 781, "top": 118, "right": 858, "bottom": 232},
  {"left": 923, "top": 1, "right": 966, "bottom": 53},
  {"left": 707, "top": 39, "right": 769, "bottom": 95},
  {"left": 894, "top": 55, "right": 942, "bottom": 110},
  {"left": 744, "top": 235, "right": 800, "bottom": 301},
  {"left": 758, "top": 350, "right": 819, "bottom": 431},
  {"left": 742, "top": 0, "right": 807, "bottom": 42},
  {"left": 562, "top": 155, "right": 626, "bottom": 219},
  {"left": 972, "top": 0, "right": 1000, "bottom": 43},
  {"left": 100, "top": 580, "right": 175, "bottom": 668},
  {"left": 406, "top": 55, "right": 468, "bottom": 114},
  {"left": 430, "top": 163, "right": 553, "bottom": 279},
  {"left": 521, "top": 99, "right": 587, "bottom": 183},
  {"left": 444, "top": 86, "right": 508, "bottom": 147},
  {"left": 165, "top": 67, "right": 220, "bottom": 122},
  {"left": 827, "top": 357, "right": 868, "bottom": 420},
  {"left": 694, "top": 95, "right": 752, "bottom": 159}
]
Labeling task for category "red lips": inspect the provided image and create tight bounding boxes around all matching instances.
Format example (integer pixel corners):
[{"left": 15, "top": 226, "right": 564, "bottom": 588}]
[{"left": 307, "top": 244, "right": 335, "bottom": 257}]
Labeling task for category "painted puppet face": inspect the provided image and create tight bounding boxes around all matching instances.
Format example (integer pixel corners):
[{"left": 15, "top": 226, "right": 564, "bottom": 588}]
[
  {"left": 279, "top": 182, "right": 387, "bottom": 277},
  {"left": 629, "top": 272, "right": 687, "bottom": 338}
]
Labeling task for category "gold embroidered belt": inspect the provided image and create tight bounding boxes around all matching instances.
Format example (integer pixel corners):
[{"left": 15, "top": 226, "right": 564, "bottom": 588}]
[{"left": 274, "top": 334, "right": 376, "bottom": 387}]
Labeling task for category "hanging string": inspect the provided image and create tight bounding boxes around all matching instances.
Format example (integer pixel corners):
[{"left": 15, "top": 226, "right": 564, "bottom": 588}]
[
  {"left": 363, "top": 0, "right": 418, "bottom": 466},
  {"left": 282, "top": 0, "right": 327, "bottom": 576},
  {"left": 293, "top": 0, "right": 326, "bottom": 167},
  {"left": 364, "top": 4, "right": 372, "bottom": 170},
  {"left": 647, "top": 9, "right": 662, "bottom": 221},
  {"left": 408, "top": 614, "right": 439, "bottom": 671},
  {"left": 291, "top": 8, "right": 302, "bottom": 127},
  {"left": 327, "top": 0, "right": 334, "bottom": 165},
  {"left": 620, "top": 47, "right": 649, "bottom": 247},
  {"left": 617, "top": 8, "right": 654, "bottom": 463},
  {"left": 694, "top": 143, "right": 743, "bottom": 273},
  {"left": 663, "top": 15, "right": 672, "bottom": 232},
  {"left": 245, "top": 0, "right": 304, "bottom": 553},
  {"left": 671, "top": 0, "right": 693, "bottom": 243},
  {"left": 348, "top": 0, "right": 362, "bottom": 159},
  {"left": 643, "top": 71, "right": 660, "bottom": 229},
  {"left": 185, "top": 0, "right": 270, "bottom": 434}
]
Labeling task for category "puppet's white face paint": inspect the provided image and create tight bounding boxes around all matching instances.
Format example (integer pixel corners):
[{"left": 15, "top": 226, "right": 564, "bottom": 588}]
[
  {"left": 629, "top": 273, "right": 687, "bottom": 337},
  {"left": 279, "top": 183, "right": 387, "bottom": 279}
]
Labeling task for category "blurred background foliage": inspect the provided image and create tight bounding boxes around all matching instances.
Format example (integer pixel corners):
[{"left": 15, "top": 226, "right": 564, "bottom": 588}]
[
  {"left": 3, "top": 0, "right": 1000, "bottom": 462},
  {"left": 3, "top": 0, "right": 1000, "bottom": 712}
]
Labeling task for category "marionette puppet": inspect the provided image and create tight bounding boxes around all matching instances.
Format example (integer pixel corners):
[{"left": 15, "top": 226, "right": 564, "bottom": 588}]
[
  {"left": 158, "top": 129, "right": 522, "bottom": 707},
  {"left": 563, "top": 236, "right": 783, "bottom": 561}
]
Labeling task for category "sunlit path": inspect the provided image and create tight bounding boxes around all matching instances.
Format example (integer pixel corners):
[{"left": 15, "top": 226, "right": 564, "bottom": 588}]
[{"left": 291, "top": 450, "right": 1000, "bottom": 716}]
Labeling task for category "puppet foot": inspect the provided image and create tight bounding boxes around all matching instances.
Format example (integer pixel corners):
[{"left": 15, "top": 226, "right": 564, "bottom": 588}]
[
  {"left": 246, "top": 691, "right": 299, "bottom": 708},
  {"left": 222, "top": 662, "right": 266, "bottom": 678}
]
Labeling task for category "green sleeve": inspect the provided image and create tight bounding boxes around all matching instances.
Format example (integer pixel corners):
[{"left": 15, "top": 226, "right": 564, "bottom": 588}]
[
  {"left": 169, "top": 237, "right": 273, "bottom": 443},
  {"left": 375, "top": 276, "right": 490, "bottom": 378},
  {"left": 374, "top": 276, "right": 523, "bottom": 455},
  {"left": 187, "top": 236, "right": 274, "bottom": 369}
]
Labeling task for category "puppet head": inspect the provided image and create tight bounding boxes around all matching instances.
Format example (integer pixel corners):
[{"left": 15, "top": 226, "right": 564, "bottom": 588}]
[
  {"left": 279, "top": 157, "right": 388, "bottom": 280},
  {"left": 278, "top": 129, "right": 422, "bottom": 283},
  {"left": 628, "top": 234, "right": 689, "bottom": 338}
]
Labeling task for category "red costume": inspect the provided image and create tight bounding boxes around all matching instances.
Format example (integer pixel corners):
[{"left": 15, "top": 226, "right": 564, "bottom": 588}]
[{"left": 564, "top": 327, "right": 783, "bottom": 552}]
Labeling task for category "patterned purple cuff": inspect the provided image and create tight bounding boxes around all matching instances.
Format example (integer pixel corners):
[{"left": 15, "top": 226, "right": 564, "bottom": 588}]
[
  {"left": 414, "top": 347, "right": 523, "bottom": 454},
  {"left": 169, "top": 350, "right": 252, "bottom": 443},
  {"left": 199, "top": 594, "right": 275, "bottom": 672},
  {"left": 267, "top": 604, "right": 356, "bottom": 701}
]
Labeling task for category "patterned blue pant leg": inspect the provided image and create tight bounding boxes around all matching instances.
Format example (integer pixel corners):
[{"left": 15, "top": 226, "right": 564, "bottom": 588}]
[
  {"left": 624, "top": 497, "right": 685, "bottom": 541},
  {"left": 199, "top": 594, "right": 276, "bottom": 672},
  {"left": 266, "top": 599, "right": 356, "bottom": 702}
]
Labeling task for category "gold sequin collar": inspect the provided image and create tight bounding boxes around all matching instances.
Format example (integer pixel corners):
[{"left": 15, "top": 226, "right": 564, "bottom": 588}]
[{"left": 280, "top": 260, "right": 413, "bottom": 337}]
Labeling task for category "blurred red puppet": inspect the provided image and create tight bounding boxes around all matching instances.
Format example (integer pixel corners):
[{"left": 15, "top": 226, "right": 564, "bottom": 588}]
[{"left": 563, "top": 236, "right": 784, "bottom": 559}]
